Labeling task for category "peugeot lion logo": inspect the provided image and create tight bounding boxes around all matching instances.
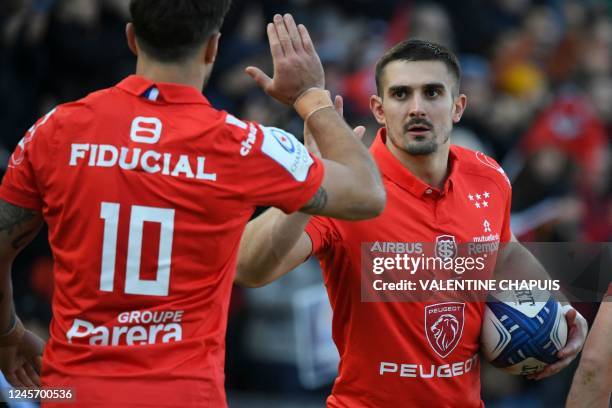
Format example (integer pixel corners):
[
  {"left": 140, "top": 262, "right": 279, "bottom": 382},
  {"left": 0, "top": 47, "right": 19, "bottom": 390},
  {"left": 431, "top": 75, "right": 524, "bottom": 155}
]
[
  {"left": 424, "top": 302, "right": 465, "bottom": 358},
  {"left": 431, "top": 314, "right": 460, "bottom": 352}
]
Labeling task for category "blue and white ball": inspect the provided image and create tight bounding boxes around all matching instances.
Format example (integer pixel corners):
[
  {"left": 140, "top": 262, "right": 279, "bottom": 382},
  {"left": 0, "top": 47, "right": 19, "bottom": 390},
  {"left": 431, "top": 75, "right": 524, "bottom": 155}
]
[{"left": 481, "top": 290, "right": 568, "bottom": 375}]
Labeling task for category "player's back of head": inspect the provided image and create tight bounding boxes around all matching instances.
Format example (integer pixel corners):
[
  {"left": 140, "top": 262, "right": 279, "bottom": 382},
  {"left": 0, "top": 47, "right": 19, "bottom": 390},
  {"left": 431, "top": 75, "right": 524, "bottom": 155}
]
[{"left": 129, "top": 0, "right": 232, "bottom": 63}]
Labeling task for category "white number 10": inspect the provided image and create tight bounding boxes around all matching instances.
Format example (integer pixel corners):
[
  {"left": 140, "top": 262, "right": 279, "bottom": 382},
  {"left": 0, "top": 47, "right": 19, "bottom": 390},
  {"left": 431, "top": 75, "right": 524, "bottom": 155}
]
[{"left": 99, "top": 202, "right": 175, "bottom": 296}]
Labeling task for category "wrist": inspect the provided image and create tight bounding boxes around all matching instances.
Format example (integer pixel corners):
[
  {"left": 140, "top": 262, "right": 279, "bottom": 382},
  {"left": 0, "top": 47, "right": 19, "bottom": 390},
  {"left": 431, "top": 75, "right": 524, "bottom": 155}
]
[
  {"left": 294, "top": 88, "right": 334, "bottom": 121},
  {"left": 0, "top": 315, "right": 25, "bottom": 347}
]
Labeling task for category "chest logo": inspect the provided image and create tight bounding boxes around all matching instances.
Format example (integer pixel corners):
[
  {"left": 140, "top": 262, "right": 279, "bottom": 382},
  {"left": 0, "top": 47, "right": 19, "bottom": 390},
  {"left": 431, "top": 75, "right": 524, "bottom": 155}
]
[
  {"left": 425, "top": 302, "right": 465, "bottom": 358},
  {"left": 483, "top": 219, "right": 492, "bottom": 233},
  {"left": 435, "top": 235, "right": 457, "bottom": 259},
  {"left": 467, "top": 191, "right": 491, "bottom": 209}
]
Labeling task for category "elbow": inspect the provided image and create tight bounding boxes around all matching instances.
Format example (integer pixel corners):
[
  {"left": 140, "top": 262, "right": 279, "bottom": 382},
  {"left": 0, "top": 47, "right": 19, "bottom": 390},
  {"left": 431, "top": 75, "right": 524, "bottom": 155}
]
[
  {"left": 370, "top": 188, "right": 387, "bottom": 216},
  {"left": 235, "top": 276, "right": 266, "bottom": 288},
  {"left": 348, "top": 187, "right": 387, "bottom": 220},
  {"left": 234, "top": 267, "right": 269, "bottom": 288}
]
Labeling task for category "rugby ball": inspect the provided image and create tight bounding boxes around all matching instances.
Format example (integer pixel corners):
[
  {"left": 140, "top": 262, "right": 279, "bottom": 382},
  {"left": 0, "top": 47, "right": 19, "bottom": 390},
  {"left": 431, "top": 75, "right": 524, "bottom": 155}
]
[{"left": 481, "top": 289, "right": 567, "bottom": 375}]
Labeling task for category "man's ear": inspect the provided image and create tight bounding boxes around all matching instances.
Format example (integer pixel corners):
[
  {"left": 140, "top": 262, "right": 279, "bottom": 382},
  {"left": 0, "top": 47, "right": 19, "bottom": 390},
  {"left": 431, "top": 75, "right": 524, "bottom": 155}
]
[
  {"left": 370, "top": 95, "right": 386, "bottom": 126},
  {"left": 126, "top": 23, "right": 138, "bottom": 56},
  {"left": 203, "top": 33, "right": 221, "bottom": 64},
  {"left": 452, "top": 93, "right": 467, "bottom": 123}
]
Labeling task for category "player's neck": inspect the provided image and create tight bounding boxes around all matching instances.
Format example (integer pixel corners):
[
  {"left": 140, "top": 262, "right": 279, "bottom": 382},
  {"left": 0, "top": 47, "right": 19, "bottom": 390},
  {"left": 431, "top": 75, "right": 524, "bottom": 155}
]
[
  {"left": 388, "top": 141, "right": 450, "bottom": 190},
  {"left": 135, "top": 57, "right": 207, "bottom": 92}
]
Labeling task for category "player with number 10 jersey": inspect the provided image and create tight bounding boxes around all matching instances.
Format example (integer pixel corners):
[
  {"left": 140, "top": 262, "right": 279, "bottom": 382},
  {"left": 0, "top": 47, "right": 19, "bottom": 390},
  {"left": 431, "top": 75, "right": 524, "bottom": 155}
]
[{"left": 0, "top": 75, "right": 324, "bottom": 406}]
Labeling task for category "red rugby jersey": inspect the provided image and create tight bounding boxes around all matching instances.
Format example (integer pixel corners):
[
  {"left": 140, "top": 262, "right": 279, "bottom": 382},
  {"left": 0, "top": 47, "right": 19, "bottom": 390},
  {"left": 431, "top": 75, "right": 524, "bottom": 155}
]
[
  {"left": 306, "top": 128, "right": 511, "bottom": 408},
  {"left": 0, "top": 75, "right": 323, "bottom": 407}
]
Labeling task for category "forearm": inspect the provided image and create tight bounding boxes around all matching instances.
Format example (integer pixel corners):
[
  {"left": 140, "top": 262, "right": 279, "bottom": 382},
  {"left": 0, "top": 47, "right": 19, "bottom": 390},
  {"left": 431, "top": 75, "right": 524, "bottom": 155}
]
[
  {"left": 0, "top": 200, "right": 43, "bottom": 333},
  {"left": 0, "top": 262, "right": 15, "bottom": 333},
  {"left": 566, "top": 301, "right": 612, "bottom": 407},
  {"left": 236, "top": 208, "right": 311, "bottom": 287},
  {"left": 566, "top": 359, "right": 611, "bottom": 407},
  {"left": 497, "top": 239, "right": 570, "bottom": 302}
]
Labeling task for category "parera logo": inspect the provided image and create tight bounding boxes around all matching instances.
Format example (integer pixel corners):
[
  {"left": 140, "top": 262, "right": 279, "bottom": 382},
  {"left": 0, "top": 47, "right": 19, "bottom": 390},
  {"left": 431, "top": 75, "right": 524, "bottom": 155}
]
[{"left": 271, "top": 128, "right": 295, "bottom": 153}]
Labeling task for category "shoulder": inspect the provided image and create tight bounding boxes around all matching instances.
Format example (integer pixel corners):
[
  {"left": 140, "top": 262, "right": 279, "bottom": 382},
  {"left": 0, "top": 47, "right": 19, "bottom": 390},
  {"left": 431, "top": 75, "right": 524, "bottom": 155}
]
[
  {"left": 223, "top": 116, "right": 315, "bottom": 181},
  {"left": 49, "top": 89, "right": 111, "bottom": 126},
  {"left": 453, "top": 145, "right": 511, "bottom": 195}
]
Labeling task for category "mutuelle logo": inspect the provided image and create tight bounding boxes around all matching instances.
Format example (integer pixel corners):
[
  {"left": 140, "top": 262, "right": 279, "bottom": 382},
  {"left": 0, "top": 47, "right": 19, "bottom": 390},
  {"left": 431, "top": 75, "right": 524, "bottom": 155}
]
[
  {"left": 424, "top": 302, "right": 465, "bottom": 358},
  {"left": 271, "top": 128, "right": 295, "bottom": 153}
]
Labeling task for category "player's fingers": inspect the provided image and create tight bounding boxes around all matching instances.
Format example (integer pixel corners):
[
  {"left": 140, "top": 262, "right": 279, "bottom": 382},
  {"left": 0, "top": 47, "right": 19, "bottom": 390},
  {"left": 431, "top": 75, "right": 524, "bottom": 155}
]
[
  {"left": 559, "top": 342, "right": 579, "bottom": 358},
  {"left": 334, "top": 95, "right": 344, "bottom": 116},
  {"left": 15, "top": 366, "right": 35, "bottom": 388},
  {"left": 33, "top": 356, "right": 42, "bottom": 374},
  {"left": 245, "top": 67, "right": 273, "bottom": 91},
  {"left": 266, "top": 22, "right": 284, "bottom": 59},
  {"left": 558, "top": 332, "right": 582, "bottom": 359},
  {"left": 353, "top": 126, "right": 366, "bottom": 140},
  {"left": 564, "top": 307, "right": 577, "bottom": 325},
  {"left": 531, "top": 357, "right": 570, "bottom": 380},
  {"left": 283, "top": 14, "right": 303, "bottom": 53},
  {"left": 298, "top": 24, "right": 315, "bottom": 55},
  {"left": 3, "top": 370, "right": 23, "bottom": 388},
  {"left": 24, "top": 362, "right": 41, "bottom": 388},
  {"left": 273, "top": 14, "right": 295, "bottom": 55}
]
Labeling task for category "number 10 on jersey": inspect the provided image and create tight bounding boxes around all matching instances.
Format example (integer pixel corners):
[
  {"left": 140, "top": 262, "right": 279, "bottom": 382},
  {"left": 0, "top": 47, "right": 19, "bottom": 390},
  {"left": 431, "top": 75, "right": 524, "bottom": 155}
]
[{"left": 99, "top": 202, "right": 175, "bottom": 296}]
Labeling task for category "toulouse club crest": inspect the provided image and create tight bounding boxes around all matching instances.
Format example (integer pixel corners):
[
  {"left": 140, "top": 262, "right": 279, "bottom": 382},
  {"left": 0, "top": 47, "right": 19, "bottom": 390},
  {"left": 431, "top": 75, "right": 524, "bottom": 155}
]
[
  {"left": 424, "top": 302, "right": 465, "bottom": 358},
  {"left": 435, "top": 234, "right": 457, "bottom": 259}
]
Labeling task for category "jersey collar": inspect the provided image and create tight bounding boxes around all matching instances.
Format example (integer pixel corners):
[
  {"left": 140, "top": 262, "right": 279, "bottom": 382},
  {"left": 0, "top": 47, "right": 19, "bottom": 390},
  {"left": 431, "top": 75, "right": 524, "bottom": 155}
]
[
  {"left": 116, "top": 75, "right": 211, "bottom": 105},
  {"left": 370, "top": 128, "right": 460, "bottom": 198}
]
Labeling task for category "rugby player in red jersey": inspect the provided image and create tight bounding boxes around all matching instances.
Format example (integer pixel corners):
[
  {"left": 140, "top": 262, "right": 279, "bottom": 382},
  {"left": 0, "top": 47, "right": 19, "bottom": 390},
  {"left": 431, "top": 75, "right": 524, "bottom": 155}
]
[
  {"left": 236, "top": 39, "right": 588, "bottom": 407},
  {"left": 0, "top": 1, "right": 385, "bottom": 406}
]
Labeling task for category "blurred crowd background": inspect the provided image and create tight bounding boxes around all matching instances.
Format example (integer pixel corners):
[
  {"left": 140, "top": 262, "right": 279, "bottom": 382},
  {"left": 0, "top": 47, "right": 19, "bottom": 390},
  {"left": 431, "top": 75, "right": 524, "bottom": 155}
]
[{"left": 1, "top": 0, "right": 610, "bottom": 407}]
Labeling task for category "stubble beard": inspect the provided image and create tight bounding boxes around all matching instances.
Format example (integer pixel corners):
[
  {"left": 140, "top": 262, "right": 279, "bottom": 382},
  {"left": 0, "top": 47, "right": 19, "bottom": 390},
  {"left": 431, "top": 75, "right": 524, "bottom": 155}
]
[{"left": 400, "top": 130, "right": 450, "bottom": 156}]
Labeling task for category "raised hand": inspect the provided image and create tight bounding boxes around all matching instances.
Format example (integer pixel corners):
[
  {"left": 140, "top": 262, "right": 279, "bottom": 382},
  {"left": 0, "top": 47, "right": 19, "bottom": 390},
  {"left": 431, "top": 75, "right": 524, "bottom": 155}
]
[{"left": 245, "top": 14, "right": 325, "bottom": 105}]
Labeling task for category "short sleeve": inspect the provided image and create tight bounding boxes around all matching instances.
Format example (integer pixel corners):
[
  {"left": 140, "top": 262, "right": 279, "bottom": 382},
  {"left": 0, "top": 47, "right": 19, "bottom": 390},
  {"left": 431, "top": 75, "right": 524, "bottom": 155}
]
[
  {"left": 239, "top": 122, "right": 324, "bottom": 213},
  {"left": 304, "top": 215, "right": 340, "bottom": 257},
  {"left": 0, "top": 108, "right": 57, "bottom": 210}
]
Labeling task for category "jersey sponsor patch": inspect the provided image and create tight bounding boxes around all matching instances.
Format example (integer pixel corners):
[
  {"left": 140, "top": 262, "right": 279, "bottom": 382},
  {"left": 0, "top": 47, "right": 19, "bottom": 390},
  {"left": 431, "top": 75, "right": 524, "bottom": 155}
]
[
  {"left": 424, "top": 302, "right": 465, "bottom": 358},
  {"left": 260, "top": 125, "right": 313, "bottom": 182}
]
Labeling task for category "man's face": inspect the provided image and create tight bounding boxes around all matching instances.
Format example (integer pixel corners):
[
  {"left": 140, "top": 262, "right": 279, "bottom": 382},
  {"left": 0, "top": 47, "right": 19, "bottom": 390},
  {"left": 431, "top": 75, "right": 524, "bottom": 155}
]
[{"left": 370, "top": 60, "right": 466, "bottom": 155}]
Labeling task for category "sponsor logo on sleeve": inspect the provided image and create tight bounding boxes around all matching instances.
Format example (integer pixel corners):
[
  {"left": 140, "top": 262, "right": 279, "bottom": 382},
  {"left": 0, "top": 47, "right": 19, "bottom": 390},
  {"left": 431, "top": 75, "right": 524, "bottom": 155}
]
[
  {"left": 240, "top": 123, "right": 257, "bottom": 156},
  {"left": 260, "top": 125, "right": 313, "bottom": 182}
]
